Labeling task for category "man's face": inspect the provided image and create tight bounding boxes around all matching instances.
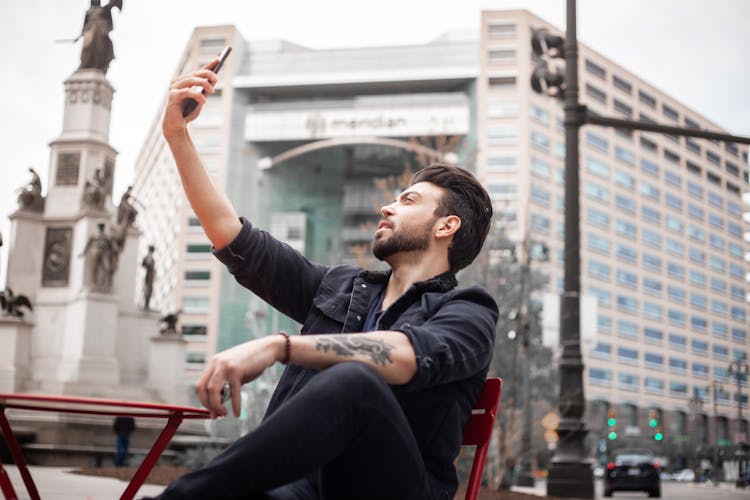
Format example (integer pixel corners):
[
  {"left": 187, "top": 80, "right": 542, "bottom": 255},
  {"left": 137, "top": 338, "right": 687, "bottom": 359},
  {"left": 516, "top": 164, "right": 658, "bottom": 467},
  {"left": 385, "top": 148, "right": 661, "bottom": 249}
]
[{"left": 372, "top": 182, "right": 443, "bottom": 261}]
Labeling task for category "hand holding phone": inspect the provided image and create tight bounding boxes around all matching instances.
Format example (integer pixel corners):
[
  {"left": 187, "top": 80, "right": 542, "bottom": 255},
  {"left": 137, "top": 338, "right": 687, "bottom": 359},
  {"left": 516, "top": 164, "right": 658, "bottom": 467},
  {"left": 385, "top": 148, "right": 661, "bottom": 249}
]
[{"left": 182, "top": 45, "right": 232, "bottom": 118}]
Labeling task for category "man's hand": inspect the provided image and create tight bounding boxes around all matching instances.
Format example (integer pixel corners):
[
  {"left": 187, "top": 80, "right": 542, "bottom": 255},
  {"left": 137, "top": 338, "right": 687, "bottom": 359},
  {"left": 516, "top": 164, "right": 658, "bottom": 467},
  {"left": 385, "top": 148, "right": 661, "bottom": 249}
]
[
  {"left": 195, "top": 335, "right": 284, "bottom": 418},
  {"left": 162, "top": 59, "right": 220, "bottom": 139}
]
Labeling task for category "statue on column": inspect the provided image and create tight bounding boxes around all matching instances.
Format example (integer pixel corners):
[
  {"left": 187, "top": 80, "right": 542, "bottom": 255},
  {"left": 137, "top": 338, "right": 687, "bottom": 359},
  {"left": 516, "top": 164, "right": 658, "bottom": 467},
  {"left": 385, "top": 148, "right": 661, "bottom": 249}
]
[
  {"left": 141, "top": 245, "right": 156, "bottom": 311},
  {"left": 160, "top": 310, "right": 182, "bottom": 336},
  {"left": 16, "top": 167, "right": 45, "bottom": 212},
  {"left": 79, "top": 222, "right": 115, "bottom": 291},
  {"left": 81, "top": 168, "right": 107, "bottom": 210},
  {"left": 78, "top": 0, "right": 123, "bottom": 75},
  {"left": 117, "top": 185, "right": 138, "bottom": 226}
]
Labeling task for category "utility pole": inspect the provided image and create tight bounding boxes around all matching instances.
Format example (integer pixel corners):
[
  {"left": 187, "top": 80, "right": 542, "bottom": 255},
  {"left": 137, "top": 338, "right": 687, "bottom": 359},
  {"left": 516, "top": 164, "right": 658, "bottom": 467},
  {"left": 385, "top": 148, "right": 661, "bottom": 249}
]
[
  {"left": 545, "top": 0, "right": 593, "bottom": 497},
  {"left": 727, "top": 353, "right": 749, "bottom": 485},
  {"left": 712, "top": 381, "right": 724, "bottom": 485}
]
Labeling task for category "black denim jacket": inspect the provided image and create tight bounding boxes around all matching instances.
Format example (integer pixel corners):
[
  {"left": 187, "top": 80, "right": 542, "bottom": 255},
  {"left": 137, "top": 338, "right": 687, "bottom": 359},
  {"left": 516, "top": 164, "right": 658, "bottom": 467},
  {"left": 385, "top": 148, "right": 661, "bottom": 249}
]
[{"left": 214, "top": 218, "right": 498, "bottom": 497}]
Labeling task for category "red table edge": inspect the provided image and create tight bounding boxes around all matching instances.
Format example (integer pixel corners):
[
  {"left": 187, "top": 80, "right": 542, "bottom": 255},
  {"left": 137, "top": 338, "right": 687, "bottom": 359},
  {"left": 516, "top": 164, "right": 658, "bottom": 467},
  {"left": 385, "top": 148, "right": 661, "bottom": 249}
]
[{"left": 0, "top": 393, "right": 211, "bottom": 500}]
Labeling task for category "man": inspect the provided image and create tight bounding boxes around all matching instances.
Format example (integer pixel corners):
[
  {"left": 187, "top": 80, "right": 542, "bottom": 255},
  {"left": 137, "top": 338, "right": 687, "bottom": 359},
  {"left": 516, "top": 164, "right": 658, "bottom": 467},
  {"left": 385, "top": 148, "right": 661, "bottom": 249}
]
[{"left": 157, "top": 59, "right": 498, "bottom": 500}]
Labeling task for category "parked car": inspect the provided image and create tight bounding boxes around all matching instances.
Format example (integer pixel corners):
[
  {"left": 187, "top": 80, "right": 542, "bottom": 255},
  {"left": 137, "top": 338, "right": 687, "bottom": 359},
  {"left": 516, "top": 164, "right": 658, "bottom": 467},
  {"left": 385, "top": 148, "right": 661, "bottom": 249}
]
[{"left": 604, "top": 448, "right": 661, "bottom": 497}]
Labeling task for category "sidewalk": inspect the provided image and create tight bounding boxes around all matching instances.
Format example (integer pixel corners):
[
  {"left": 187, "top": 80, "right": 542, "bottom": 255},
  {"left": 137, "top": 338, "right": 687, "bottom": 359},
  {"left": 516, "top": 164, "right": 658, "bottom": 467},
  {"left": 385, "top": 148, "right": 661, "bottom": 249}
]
[{"left": 2, "top": 465, "right": 165, "bottom": 499}]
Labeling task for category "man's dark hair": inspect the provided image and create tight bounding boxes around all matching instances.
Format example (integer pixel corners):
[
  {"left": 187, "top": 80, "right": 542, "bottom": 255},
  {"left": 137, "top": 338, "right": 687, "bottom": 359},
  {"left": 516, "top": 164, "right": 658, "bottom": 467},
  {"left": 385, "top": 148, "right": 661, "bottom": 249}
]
[{"left": 409, "top": 163, "right": 493, "bottom": 272}]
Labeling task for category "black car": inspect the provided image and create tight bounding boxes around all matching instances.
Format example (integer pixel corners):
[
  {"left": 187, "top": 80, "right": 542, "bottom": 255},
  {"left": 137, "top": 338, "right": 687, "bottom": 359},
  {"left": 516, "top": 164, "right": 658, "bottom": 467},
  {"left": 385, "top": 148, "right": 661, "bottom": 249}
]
[{"left": 604, "top": 448, "right": 661, "bottom": 497}]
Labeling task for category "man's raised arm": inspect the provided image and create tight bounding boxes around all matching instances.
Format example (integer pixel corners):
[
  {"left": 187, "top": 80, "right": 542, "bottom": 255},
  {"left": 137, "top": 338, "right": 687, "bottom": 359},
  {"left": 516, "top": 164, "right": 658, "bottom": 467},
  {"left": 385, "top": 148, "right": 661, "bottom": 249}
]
[{"left": 161, "top": 59, "right": 242, "bottom": 250}]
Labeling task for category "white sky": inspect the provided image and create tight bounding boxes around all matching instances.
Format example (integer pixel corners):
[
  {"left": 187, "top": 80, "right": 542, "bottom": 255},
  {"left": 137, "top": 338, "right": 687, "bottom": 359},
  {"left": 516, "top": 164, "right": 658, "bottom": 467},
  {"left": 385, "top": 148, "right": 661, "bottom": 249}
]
[{"left": 1, "top": 0, "right": 749, "bottom": 285}]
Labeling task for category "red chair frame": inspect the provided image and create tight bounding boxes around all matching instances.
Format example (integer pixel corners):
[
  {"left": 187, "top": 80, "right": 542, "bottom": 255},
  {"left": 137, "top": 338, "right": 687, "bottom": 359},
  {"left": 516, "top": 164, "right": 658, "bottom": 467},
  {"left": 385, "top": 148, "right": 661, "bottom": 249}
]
[{"left": 462, "top": 378, "right": 502, "bottom": 500}]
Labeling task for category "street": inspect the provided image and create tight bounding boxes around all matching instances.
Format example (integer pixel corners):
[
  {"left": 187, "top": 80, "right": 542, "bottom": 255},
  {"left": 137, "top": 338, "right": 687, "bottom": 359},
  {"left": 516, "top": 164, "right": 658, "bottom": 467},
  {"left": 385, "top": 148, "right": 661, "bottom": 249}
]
[{"left": 596, "top": 479, "right": 749, "bottom": 499}]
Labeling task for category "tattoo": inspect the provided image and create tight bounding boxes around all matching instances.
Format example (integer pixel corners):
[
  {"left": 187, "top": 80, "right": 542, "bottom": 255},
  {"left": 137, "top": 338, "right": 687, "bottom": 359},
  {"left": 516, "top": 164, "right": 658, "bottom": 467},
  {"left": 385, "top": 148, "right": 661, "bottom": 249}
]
[{"left": 316, "top": 335, "right": 395, "bottom": 367}]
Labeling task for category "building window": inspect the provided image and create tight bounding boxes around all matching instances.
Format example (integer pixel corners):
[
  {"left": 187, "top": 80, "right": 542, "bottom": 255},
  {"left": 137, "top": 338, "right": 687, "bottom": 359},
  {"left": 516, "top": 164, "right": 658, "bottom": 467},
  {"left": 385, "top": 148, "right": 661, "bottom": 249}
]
[
  {"left": 586, "top": 156, "right": 610, "bottom": 177},
  {"left": 616, "top": 244, "right": 637, "bottom": 263},
  {"left": 488, "top": 22, "right": 516, "bottom": 38},
  {"left": 645, "top": 352, "right": 663, "bottom": 368},
  {"left": 487, "top": 126, "right": 517, "bottom": 144},
  {"left": 613, "top": 75, "right": 633, "bottom": 94},
  {"left": 182, "top": 324, "right": 208, "bottom": 336},
  {"left": 617, "top": 320, "right": 638, "bottom": 338},
  {"left": 588, "top": 233, "right": 611, "bottom": 254},
  {"left": 531, "top": 131, "right": 550, "bottom": 151},
  {"left": 638, "top": 89, "right": 657, "bottom": 108},
  {"left": 640, "top": 160, "right": 659, "bottom": 180},
  {"left": 185, "top": 270, "right": 210, "bottom": 281},
  {"left": 586, "top": 131, "right": 609, "bottom": 152},
  {"left": 615, "top": 146, "right": 635, "bottom": 165},
  {"left": 662, "top": 103, "right": 680, "bottom": 121},
  {"left": 667, "top": 285, "right": 686, "bottom": 303},
  {"left": 645, "top": 377, "right": 664, "bottom": 394},
  {"left": 585, "top": 59, "right": 606, "bottom": 79},
  {"left": 183, "top": 296, "right": 209, "bottom": 314},
  {"left": 488, "top": 76, "right": 516, "bottom": 90},
  {"left": 664, "top": 170, "right": 682, "bottom": 188},
  {"left": 589, "top": 367, "right": 612, "bottom": 386},
  {"left": 590, "top": 342, "right": 612, "bottom": 359},
  {"left": 616, "top": 268, "right": 638, "bottom": 286},
  {"left": 667, "top": 262, "right": 685, "bottom": 279},
  {"left": 614, "top": 170, "right": 635, "bottom": 189},
  {"left": 613, "top": 99, "right": 633, "bottom": 117},
  {"left": 488, "top": 155, "right": 518, "bottom": 172},
  {"left": 641, "top": 228, "right": 661, "bottom": 248},
  {"left": 488, "top": 49, "right": 516, "bottom": 65},
  {"left": 644, "top": 327, "right": 663, "bottom": 344},
  {"left": 488, "top": 99, "right": 519, "bottom": 118},
  {"left": 669, "top": 357, "right": 688, "bottom": 374},
  {"left": 587, "top": 207, "right": 610, "bottom": 228},
  {"left": 618, "top": 373, "right": 639, "bottom": 391}
]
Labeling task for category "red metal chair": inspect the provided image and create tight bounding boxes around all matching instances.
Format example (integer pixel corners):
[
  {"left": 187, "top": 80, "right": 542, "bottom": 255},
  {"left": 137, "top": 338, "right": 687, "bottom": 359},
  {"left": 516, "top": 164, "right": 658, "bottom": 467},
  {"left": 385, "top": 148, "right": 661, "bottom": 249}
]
[{"left": 462, "top": 378, "right": 503, "bottom": 500}]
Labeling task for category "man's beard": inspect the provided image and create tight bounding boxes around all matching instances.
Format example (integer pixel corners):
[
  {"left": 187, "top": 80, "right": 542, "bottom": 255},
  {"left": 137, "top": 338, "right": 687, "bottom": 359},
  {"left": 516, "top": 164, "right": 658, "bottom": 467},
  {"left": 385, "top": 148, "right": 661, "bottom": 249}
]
[{"left": 372, "top": 220, "right": 434, "bottom": 261}]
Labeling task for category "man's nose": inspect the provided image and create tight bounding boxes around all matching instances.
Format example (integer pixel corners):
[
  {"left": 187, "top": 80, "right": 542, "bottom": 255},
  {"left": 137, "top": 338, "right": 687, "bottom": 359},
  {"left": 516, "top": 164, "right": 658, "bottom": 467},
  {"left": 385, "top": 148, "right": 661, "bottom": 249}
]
[{"left": 380, "top": 203, "right": 395, "bottom": 217}]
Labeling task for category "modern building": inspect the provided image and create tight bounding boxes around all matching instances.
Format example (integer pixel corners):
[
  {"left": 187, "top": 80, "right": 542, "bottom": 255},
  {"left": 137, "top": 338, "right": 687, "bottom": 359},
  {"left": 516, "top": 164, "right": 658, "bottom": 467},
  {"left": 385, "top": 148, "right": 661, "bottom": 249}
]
[{"left": 133, "top": 10, "right": 749, "bottom": 467}]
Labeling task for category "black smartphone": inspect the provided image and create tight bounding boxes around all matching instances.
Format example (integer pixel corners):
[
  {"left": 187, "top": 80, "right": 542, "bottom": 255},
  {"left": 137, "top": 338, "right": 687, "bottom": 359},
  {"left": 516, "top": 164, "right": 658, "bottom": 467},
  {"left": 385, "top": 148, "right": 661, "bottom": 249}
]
[{"left": 182, "top": 45, "right": 232, "bottom": 117}]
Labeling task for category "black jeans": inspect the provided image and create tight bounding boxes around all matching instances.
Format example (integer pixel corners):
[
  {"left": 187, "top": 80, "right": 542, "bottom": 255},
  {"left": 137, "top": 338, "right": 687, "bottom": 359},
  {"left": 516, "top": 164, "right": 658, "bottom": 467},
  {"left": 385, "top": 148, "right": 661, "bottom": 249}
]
[{"left": 157, "top": 363, "right": 435, "bottom": 500}]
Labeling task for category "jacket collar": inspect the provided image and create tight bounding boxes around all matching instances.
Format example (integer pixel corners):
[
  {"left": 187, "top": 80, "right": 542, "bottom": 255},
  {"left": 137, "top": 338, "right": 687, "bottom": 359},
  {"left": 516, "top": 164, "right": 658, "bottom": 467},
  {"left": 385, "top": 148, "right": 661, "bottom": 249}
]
[{"left": 358, "top": 268, "right": 457, "bottom": 293}]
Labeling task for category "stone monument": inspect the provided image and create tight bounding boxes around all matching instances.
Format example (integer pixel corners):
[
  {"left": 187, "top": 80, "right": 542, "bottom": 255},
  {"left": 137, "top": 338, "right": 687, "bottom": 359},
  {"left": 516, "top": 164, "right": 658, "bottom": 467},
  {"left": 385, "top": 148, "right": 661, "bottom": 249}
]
[{"left": 2, "top": 0, "right": 186, "bottom": 404}]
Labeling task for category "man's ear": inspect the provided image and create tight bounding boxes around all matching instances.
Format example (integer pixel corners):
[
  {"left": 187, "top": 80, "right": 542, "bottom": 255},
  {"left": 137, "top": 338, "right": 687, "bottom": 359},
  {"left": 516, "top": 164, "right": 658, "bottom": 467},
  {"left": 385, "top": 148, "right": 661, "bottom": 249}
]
[{"left": 435, "top": 215, "right": 461, "bottom": 239}]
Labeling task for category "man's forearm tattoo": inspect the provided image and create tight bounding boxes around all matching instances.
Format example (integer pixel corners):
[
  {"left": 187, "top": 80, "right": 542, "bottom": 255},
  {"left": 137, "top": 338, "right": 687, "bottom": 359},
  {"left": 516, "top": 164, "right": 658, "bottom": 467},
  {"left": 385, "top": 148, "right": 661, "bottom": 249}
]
[{"left": 316, "top": 335, "right": 395, "bottom": 367}]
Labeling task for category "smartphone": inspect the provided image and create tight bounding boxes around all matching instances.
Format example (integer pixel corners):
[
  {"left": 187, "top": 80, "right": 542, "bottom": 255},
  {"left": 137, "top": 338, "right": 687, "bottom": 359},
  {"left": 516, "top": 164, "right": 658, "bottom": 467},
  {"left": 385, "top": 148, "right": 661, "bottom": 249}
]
[{"left": 182, "top": 45, "right": 232, "bottom": 117}]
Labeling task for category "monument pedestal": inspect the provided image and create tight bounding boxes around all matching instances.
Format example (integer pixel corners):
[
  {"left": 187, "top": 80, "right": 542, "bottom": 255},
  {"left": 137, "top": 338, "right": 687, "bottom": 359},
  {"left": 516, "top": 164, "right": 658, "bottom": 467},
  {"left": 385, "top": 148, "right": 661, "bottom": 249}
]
[
  {"left": 147, "top": 335, "right": 187, "bottom": 405},
  {"left": 0, "top": 318, "right": 33, "bottom": 392},
  {"left": 57, "top": 291, "right": 120, "bottom": 385}
]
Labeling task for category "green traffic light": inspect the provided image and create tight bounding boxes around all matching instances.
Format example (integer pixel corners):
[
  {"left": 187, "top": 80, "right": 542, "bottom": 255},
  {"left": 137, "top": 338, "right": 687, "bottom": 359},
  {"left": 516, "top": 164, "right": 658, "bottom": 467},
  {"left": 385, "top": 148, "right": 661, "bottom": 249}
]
[
  {"left": 649, "top": 419, "right": 658, "bottom": 428},
  {"left": 607, "top": 418, "right": 617, "bottom": 427},
  {"left": 654, "top": 432, "right": 663, "bottom": 441},
  {"left": 608, "top": 431, "right": 618, "bottom": 440}
]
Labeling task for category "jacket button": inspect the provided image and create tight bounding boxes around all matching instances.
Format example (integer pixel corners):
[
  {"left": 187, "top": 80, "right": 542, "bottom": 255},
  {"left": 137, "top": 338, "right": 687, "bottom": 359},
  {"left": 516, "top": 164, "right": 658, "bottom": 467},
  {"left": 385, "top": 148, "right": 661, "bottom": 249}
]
[
  {"left": 356, "top": 315, "right": 362, "bottom": 321},
  {"left": 361, "top": 283, "right": 367, "bottom": 288}
]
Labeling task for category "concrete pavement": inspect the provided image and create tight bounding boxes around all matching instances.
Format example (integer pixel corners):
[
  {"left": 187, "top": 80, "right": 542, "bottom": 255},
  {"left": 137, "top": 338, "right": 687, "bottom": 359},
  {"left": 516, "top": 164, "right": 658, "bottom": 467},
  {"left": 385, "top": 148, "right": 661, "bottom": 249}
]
[{"left": 2, "top": 465, "right": 165, "bottom": 499}]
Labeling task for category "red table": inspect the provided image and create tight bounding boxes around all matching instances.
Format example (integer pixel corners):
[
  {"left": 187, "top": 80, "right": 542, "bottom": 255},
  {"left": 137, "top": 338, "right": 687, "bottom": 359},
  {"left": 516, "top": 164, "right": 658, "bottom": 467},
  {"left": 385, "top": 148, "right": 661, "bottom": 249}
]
[{"left": 0, "top": 393, "right": 210, "bottom": 500}]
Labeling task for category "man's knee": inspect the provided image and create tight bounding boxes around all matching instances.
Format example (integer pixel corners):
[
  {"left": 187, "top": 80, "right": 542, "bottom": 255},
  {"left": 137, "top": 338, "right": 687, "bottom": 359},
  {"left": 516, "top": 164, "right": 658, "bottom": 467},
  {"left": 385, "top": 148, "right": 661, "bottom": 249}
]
[{"left": 314, "top": 362, "right": 390, "bottom": 404}]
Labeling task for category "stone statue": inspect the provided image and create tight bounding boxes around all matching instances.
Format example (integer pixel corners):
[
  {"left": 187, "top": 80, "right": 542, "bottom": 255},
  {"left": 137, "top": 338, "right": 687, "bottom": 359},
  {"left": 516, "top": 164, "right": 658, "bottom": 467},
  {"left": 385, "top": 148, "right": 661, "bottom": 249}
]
[
  {"left": 160, "top": 310, "right": 182, "bottom": 335},
  {"left": 79, "top": 222, "right": 115, "bottom": 291},
  {"left": 81, "top": 168, "right": 107, "bottom": 210},
  {"left": 17, "top": 167, "right": 44, "bottom": 212},
  {"left": 78, "top": 0, "right": 123, "bottom": 74},
  {"left": 117, "top": 185, "right": 138, "bottom": 226},
  {"left": 0, "top": 287, "right": 33, "bottom": 319},
  {"left": 142, "top": 245, "right": 156, "bottom": 311}
]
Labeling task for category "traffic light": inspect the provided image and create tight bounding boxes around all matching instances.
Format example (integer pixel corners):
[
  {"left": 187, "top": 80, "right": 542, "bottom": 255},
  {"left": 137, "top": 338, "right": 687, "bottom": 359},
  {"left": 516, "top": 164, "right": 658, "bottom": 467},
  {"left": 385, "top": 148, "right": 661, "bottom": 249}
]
[
  {"left": 530, "top": 27, "right": 566, "bottom": 99},
  {"left": 648, "top": 410, "right": 663, "bottom": 440},
  {"left": 607, "top": 409, "right": 617, "bottom": 427},
  {"left": 607, "top": 409, "right": 617, "bottom": 440}
]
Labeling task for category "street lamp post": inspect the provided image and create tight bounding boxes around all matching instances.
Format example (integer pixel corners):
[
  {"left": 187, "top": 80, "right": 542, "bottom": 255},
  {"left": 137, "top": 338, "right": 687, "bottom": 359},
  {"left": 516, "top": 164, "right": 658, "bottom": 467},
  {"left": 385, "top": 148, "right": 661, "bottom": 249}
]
[
  {"left": 545, "top": 0, "right": 594, "bottom": 497},
  {"left": 727, "top": 354, "right": 749, "bottom": 444},
  {"left": 688, "top": 393, "right": 704, "bottom": 472},
  {"left": 712, "top": 380, "right": 724, "bottom": 485},
  {"left": 727, "top": 353, "right": 749, "bottom": 485}
]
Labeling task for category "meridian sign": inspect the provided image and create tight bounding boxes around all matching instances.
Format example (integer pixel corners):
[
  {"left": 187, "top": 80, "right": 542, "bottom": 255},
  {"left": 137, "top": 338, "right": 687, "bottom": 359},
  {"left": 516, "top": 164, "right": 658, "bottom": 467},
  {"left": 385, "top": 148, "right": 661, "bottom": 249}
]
[{"left": 245, "top": 105, "right": 469, "bottom": 141}]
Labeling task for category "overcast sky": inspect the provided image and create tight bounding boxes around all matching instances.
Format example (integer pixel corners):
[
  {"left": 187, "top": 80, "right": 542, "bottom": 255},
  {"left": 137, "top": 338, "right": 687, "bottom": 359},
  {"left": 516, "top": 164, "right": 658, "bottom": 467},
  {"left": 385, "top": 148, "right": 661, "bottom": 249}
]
[{"left": 1, "top": 0, "right": 748, "bottom": 284}]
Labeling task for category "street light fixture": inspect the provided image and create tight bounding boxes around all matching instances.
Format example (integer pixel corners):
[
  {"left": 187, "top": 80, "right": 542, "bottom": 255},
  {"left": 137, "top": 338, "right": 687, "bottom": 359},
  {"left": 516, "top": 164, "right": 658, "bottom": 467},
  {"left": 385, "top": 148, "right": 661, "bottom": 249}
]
[
  {"left": 711, "top": 381, "right": 724, "bottom": 485},
  {"left": 727, "top": 353, "right": 749, "bottom": 444}
]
